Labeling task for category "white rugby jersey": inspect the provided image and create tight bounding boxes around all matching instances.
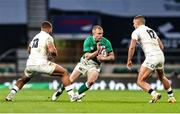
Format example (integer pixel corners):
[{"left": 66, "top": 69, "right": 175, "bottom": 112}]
[
  {"left": 27, "top": 31, "right": 54, "bottom": 65},
  {"left": 131, "top": 25, "right": 162, "bottom": 56}
]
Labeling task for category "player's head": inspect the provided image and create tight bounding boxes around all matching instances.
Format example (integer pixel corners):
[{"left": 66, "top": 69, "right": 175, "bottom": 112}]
[
  {"left": 92, "top": 25, "right": 103, "bottom": 42},
  {"left": 133, "top": 15, "right": 145, "bottom": 29},
  {"left": 41, "top": 21, "right": 53, "bottom": 33}
]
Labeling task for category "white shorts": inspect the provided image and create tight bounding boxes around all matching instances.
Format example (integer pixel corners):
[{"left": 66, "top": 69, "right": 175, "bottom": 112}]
[
  {"left": 142, "top": 54, "right": 164, "bottom": 70},
  {"left": 24, "top": 61, "right": 56, "bottom": 77},
  {"left": 74, "top": 62, "right": 101, "bottom": 76}
]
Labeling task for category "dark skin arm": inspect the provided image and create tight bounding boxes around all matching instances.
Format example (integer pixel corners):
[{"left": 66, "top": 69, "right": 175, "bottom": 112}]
[{"left": 47, "top": 42, "right": 58, "bottom": 59}]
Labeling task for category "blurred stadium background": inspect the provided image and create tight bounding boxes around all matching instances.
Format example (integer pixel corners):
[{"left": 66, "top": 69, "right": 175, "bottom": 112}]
[{"left": 0, "top": 0, "right": 180, "bottom": 91}]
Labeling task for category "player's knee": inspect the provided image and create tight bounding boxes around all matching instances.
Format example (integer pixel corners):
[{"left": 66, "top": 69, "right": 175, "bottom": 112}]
[
  {"left": 137, "top": 80, "right": 141, "bottom": 86},
  {"left": 87, "top": 81, "right": 94, "bottom": 87},
  {"left": 69, "top": 76, "right": 75, "bottom": 83},
  {"left": 64, "top": 69, "right": 69, "bottom": 74},
  {"left": 137, "top": 78, "right": 145, "bottom": 86},
  {"left": 158, "top": 75, "right": 164, "bottom": 81},
  {"left": 158, "top": 73, "right": 165, "bottom": 81},
  {"left": 17, "top": 76, "right": 31, "bottom": 84},
  {"left": 60, "top": 68, "right": 68, "bottom": 76}
]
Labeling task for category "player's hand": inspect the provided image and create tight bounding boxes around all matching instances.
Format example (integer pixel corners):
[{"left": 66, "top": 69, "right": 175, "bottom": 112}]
[
  {"left": 96, "top": 42, "right": 101, "bottom": 51},
  {"left": 48, "top": 52, "right": 57, "bottom": 61},
  {"left": 48, "top": 56, "right": 55, "bottom": 61},
  {"left": 96, "top": 42, "right": 103, "bottom": 56},
  {"left": 97, "top": 54, "right": 106, "bottom": 62},
  {"left": 55, "top": 49, "right": 58, "bottom": 56},
  {"left": 51, "top": 52, "right": 57, "bottom": 58},
  {"left": 127, "top": 60, "right": 133, "bottom": 70}
]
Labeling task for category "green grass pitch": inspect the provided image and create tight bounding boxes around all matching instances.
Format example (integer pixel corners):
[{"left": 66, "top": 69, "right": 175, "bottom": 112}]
[{"left": 0, "top": 89, "right": 179, "bottom": 113}]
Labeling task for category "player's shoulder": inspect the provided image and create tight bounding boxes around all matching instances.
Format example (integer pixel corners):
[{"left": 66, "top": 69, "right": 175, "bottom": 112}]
[
  {"left": 132, "top": 28, "right": 138, "bottom": 35},
  {"left": 132, "top": 25, "right": 146, "bottom": 34},
  {"left": 101, "top": 36, "right": 108, "bottom": 41},
  {"left": 101, "top": 37, "right": 111, "bottom": 44},
  {"left": 38, "top": 31, "right": 50, "bottom": 36},
  {"left": 140, "top": 25, "right": 154, "bottom": 31},
  {"left": 84, "top": 35, "right": 93, "bottom": 42},
  {"left": 41, "top": 31, "right": 53, "bottom": 39},
  {"left": 86, "top": 35, "right": 93, "bottom": 39},
  {"left": 146, "top": 26, "right": 156, "bottom": 32}
]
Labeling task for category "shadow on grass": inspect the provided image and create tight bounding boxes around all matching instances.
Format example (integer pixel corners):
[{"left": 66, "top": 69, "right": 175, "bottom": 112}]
[{"left": 1, "top": 98, "right": 179, "bottom": 104}]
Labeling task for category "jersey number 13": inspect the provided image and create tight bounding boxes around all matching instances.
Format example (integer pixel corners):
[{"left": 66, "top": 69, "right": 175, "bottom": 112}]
[{"left": 32, "top": 38, "right": 39, "bottom": 48}]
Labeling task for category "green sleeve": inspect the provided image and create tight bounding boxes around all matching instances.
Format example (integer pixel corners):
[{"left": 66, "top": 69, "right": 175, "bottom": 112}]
[
  {"left": 83, "top": 38, "right": 91, "bottom": 53},
  {"left": 106, "top": 39, "right": 113, "bottom": 53}
]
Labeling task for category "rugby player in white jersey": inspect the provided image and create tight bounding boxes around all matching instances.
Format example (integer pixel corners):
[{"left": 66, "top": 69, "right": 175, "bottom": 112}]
[
  {"left": 5, "top": 21, "right": 78, "bottom": 102},
  {"left": 127, "top": 15, "right": 176, "bottom": 103}
]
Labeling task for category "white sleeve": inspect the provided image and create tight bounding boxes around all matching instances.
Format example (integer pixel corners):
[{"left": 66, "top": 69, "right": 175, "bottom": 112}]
[
  {"left": 154, "top": 31, "right": 159, "bottom": 39},
  {"left": 47, "top": 36, "right": 54, "bottom": 45},
  {"left": 131, "top": 30, "right": 139, "bottom": 40}
]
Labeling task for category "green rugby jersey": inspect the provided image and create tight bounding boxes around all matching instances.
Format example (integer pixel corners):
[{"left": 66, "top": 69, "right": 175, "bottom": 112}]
[{"left": 82, "top": 36, "right": 113, "bottom": 64}]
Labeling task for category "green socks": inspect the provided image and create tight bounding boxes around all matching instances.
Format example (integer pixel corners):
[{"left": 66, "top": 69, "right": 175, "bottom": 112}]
[{"left": 78, "top": 83, "right": 89, "bottom": 94}]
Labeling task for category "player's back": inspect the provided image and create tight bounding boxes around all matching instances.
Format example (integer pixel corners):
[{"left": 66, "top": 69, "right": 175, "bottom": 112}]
[
  {"left": 133, "top": 25, "right": 162, "bottom": 56},
  {"left": 27, "top": 31, "right": 52, "bottom": 65}
]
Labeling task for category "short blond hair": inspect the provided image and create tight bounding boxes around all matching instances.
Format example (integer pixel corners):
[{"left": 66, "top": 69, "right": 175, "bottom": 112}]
[
  {"left": 134, "top": 15, "right": 146, "bottom": 25},
  {"left": 92, "top": 25, "right": 103, "bottom": 34}
]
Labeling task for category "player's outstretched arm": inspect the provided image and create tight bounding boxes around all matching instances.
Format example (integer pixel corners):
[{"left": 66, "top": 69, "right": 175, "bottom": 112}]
[{"left": 127, "top": 39, "right": 137, "bottom": 69}]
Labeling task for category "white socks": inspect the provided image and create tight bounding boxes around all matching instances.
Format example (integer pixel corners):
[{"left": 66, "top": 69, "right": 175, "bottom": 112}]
[
  {"left": 11, "top": 85, "right": 19, "bottom": 94},
  {"left": 167, "top": 87, "right": 173, "bottom": 97},
  {"left": 150, "top": 90, "right": 157, "bottom": 96},
  {"left": 65, "top": 84, "right": 74, "bottom": 96}
]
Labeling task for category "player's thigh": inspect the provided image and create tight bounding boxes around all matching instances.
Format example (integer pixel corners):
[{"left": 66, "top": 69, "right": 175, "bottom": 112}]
[
  {"left": 25, "top": 62, "right": 56, "bottom": 77},
  {"left": 143, "top": 54, "right": 164, "bottom": 70},
  {"left": 87, "top": 68, "right": 100, "bottom": 83},
  {"left": 18, "top": 69, "right": 32, "bottom": 83},
  {"left": 74, "top": 62, "right": 88, "bottom": 76},
  {"left": 142, "top": 57, "right": 156, "bottom": 70},
  {"left": 155, "top": 54, "right": 165, "bottom": 68},
  {"left": 69, "top": 69, "right": 82, "bottom": 82},
  {"left": 24, "top": 65, "right": 39, "bottom": 78},
  {"left": 156, "top": 69, "right": 165, "bottom": 80},
  {"left": 40, "top": 61, "right": 57, "bottom": 75},
  {"left": 51, "top": 64, "right": 67, "bottom": 76},
  {"left": 138, "top": 65, "right": 153, "bottom": 82},
  {"left": 30, "top": 61, "right": 57, "bottom": 76}
]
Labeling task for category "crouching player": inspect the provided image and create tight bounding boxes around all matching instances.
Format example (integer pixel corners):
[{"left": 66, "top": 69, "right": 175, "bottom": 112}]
[{"left": 51, "top": 25, "right": 115, "bottom": 101}]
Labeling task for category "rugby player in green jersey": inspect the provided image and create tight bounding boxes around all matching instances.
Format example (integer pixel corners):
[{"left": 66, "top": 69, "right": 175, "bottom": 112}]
[{"left": 51, "top": 25, "right": 115, "bottom": 101}]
